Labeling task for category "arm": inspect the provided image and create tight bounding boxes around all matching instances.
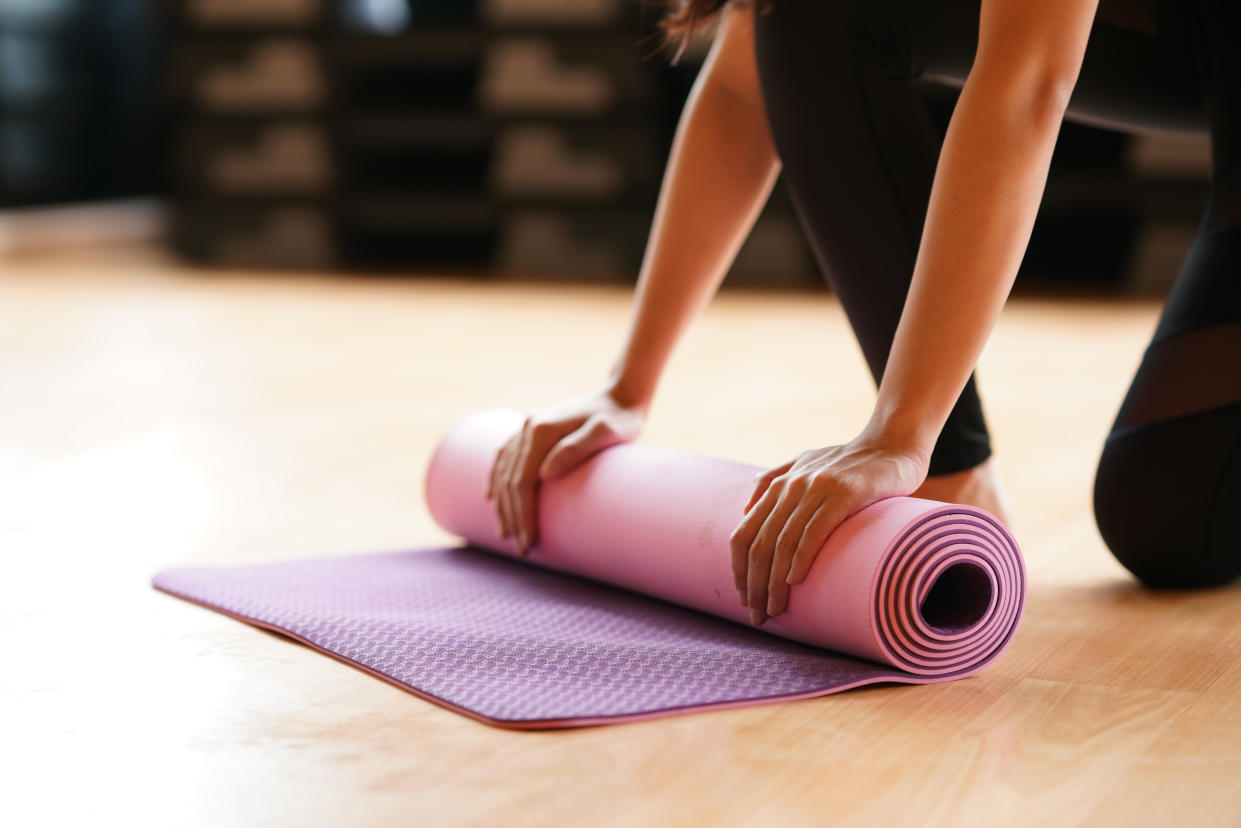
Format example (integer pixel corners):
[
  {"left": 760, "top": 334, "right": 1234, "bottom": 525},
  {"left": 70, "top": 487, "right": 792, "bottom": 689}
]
[
  {"left": 732, "top": 0, "right": 1101, "bottom": 624},
  {"left": 488, "top": 5, "right": 779, "bottom": 554},
  {"left": 604, "top": 4, "right": 781, "bottom": 410},
  {"left": 867, "top": 0, "right": 1101, "bottom": 456}
]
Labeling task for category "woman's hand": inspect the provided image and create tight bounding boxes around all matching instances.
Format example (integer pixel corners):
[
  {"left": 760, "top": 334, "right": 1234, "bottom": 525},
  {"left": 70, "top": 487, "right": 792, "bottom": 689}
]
[
  {"left": 730, "top": 433, "right": 930, "bottom": 626},
  {"left": 484, "top": 389, "right": 648, "bottom": 556}
]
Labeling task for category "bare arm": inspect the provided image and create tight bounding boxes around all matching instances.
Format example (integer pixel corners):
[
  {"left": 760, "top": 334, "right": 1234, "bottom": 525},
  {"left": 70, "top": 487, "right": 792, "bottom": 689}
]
[
  {"left": 868, "top": 0, "right": 1101, "bottom": 456},
  {"left": 733, "top": 0, "right": 1102, "bottom": 623},
  {"left": 605, "top": 4, "right": 781, "bottom": 410}
]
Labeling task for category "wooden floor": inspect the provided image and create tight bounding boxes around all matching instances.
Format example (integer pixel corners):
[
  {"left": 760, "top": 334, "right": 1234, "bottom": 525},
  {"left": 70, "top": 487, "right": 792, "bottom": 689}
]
[{"left": 4, "top": 246, "right": 1240, "bottom": 827}]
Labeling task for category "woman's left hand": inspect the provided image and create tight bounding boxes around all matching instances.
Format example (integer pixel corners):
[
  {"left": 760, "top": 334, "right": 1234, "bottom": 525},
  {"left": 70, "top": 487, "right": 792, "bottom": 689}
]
[{"left": 730, "top": 433, "right": 930, "bottom": 626}]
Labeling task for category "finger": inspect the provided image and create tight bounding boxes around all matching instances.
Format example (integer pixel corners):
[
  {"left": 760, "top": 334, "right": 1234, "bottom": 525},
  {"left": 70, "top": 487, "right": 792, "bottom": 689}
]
[
  {"left": 495, "top": 439, "right": 518, "bottom": 541},
  {"left": 508, "top": 423, "right": 536, "bottom": 554},
  {"left": 515, "top": 476, "right": 539, "bottom": 554},
  {"left": 499, "top": 423, "right": 529, "bottom": 544},
  {"left": 787, "top": 485, "right": 864, "bottom": 584},
  {"left": 490, "top": 441, "right": 509, "bottom": 535},
  {"left": 539, "top": 416, "right": 614, "bottom": 480},
  {"left": 486, "top": 444, "right": 500, "bottom": 536},
  {"left": 745, "top": 479, "right": 805, "bottom": 625},
  {"left": 485, "top": 446, "right": 500, "bottom": 500},
  {"left": 766, "top": 494, "right": 823, "bottom": 617},
  {"left": 516, "top": 426, "right": 560, "bottom": 553},
  {"left": 730, "top": 480, "right": 781, "bottom": 606},
  {"left": 745, "top": 460, "right": 793, "bottom": 513}
]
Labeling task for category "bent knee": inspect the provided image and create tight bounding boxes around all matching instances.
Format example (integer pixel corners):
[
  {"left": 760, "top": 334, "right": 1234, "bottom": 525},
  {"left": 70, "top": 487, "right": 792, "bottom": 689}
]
[{"left": 1093, "top": 404, "right": 1241, "bottom": 588}]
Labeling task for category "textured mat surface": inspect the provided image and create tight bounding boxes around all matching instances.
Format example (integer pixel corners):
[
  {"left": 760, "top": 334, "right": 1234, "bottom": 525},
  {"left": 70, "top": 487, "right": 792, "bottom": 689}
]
[
  {"left": 154, "top": 547, "right": 908, "bottom": 727},
  {"left": 153, "top": 408, "right": 1026, "bottom": 728}
]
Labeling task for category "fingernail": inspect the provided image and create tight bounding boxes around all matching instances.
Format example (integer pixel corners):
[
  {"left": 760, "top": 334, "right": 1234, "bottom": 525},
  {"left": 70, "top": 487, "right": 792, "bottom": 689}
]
[
  {"left": 749, "top": 609, "right": 765, "bottom": 626},
  {"left": 737, "top": 590, "right": 747, "bottom": 608}
]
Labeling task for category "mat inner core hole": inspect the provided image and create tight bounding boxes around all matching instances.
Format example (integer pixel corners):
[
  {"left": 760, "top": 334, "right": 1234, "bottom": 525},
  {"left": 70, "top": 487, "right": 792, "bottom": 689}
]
[{"left": 920, "top": 563, "right": 992, "bottom": 633}]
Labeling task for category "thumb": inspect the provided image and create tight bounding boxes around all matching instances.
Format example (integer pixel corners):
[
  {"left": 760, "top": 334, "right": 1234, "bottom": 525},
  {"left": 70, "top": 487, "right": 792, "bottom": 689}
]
[{"left": 539, "top": 419, "right": 613, "bottom": 480}]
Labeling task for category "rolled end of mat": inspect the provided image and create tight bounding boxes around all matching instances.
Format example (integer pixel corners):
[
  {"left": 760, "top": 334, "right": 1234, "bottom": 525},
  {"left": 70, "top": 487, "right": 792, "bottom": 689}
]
[
  {"left": 426, "top": 408, "right": 1025, "bottom": 680},
  {"left": 870, "top": 505, "right": 1024, "bottom": 678}
]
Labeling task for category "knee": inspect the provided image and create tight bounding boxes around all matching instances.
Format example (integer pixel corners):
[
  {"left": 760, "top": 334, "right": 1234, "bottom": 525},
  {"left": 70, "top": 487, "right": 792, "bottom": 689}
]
[{"left": 1093, "top": 405, "right": 1241, "bottom": 588}]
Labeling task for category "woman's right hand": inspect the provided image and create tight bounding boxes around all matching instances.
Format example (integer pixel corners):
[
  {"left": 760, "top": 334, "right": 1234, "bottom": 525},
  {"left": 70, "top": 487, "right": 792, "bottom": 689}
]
[{"left": 484, "top": 389, "right": 648, "bottom": 556}]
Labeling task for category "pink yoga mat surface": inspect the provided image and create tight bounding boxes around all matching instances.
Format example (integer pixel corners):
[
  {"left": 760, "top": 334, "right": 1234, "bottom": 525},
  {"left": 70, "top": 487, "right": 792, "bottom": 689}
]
[{"left": 153, "top": 408, "right": 1026, "bottom": 729}]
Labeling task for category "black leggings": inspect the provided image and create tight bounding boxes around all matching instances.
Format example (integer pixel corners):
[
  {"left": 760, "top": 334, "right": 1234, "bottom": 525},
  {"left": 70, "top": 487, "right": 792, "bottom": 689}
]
[{"left": 752, "top": 0, "right": 1241, "bottom": 586}]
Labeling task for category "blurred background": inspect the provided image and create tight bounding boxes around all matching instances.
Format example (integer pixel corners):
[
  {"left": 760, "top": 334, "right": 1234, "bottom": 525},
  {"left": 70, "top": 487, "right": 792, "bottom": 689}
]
[{"left": 0, "top": 0, "right": 1214, "bottom": 291}]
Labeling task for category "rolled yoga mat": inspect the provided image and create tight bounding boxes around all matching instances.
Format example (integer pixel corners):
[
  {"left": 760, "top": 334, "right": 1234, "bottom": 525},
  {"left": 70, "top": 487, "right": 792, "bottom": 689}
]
[{"left": 152, "top": 408, "right": 1026, "bottom": 729}]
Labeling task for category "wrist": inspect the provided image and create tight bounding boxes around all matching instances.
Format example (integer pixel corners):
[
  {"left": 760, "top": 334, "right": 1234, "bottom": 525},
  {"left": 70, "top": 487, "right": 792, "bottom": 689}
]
[
  {"left": 860, "top": 404, "right": 938, "bottom": 469},
  {"left": 601, "top": 374, "right": 654, "bottom": 414}
]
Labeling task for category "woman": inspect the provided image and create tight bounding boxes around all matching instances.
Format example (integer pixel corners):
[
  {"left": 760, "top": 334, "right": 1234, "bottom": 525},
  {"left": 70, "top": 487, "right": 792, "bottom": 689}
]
[{"left": 485, "top": 0, "right": 1241, "bottom": 626}]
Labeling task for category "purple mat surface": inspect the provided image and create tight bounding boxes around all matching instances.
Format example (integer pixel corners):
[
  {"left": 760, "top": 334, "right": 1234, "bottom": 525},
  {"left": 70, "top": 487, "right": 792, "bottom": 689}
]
[{"left": 154, "top": 547, "right": 906, "bottom": 729}]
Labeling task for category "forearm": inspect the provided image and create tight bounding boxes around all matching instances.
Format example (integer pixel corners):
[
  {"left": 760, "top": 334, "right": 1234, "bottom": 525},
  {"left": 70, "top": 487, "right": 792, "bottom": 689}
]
[
  {"left": 605, "top": 53, "right": 780, "bottom": 409},
  {"left": 865, "top": 72, "right": 1072, "bottom": 458}
]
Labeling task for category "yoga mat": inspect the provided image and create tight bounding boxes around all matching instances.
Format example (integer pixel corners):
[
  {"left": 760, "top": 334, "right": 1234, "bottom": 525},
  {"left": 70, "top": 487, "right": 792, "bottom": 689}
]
[{"left": 153, "top": 408, "right": 1025, "bottom": 729}]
